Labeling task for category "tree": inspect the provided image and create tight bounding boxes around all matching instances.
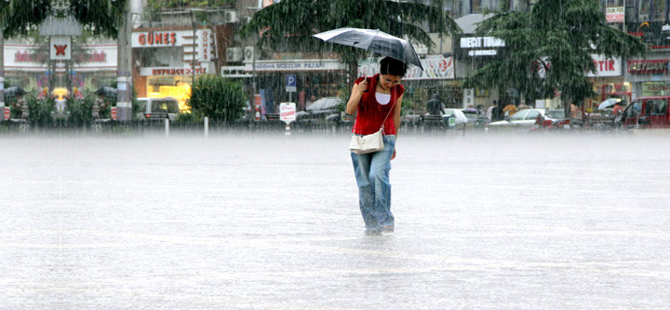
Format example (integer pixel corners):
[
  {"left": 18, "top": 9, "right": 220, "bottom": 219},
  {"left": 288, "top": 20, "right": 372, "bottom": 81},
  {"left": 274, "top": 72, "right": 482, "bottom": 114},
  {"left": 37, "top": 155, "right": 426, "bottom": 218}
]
[
  {"left": 70, "top": 0, "right": 132, "bottom": 121},
  {"left": 241, "top": 0, "right": 460, "bottom": 81},
  {"left": 467, "top": 0, "right": 647, "bottom": 117},
  {"left": 0, "top": 0, "right": 52, "bottom": 110},
  {"left": 189, "top": 75, "right": 246, "bottom": 123}
]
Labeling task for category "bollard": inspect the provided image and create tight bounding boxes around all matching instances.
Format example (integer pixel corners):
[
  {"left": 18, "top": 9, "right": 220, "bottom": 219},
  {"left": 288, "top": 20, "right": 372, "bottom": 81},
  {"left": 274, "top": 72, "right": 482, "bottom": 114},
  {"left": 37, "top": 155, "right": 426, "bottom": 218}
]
[
  {"left": 204, "top": 117, "right": 209, "bottom": 139},
  {"left": 165, "top": 118, "right": 170, "bottom": 138}
]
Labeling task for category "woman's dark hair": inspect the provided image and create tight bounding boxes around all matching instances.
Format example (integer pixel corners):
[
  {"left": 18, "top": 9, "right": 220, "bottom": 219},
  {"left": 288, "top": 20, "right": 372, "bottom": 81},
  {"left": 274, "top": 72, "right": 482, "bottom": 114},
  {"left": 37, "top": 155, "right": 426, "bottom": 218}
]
[{"left": 379, "top": 56, "right": 407, "bottom": 77}]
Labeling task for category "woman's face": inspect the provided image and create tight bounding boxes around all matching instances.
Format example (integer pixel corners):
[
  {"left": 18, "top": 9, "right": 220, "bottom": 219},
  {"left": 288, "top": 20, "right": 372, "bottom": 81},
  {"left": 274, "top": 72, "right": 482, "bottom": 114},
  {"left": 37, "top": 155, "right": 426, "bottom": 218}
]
[{"left": 379, "top": 74, "right": 402, "bottom": 90}]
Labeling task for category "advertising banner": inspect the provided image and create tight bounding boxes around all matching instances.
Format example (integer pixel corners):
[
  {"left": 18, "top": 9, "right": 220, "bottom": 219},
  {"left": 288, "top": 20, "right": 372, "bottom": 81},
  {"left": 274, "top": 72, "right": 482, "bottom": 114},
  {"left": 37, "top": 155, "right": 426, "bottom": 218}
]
[
  {"left": 606, "top": 7, "right": 624, "bottom": 23},
  {"left": 358, "top": 55, "right": 455, "bottom": 80}
]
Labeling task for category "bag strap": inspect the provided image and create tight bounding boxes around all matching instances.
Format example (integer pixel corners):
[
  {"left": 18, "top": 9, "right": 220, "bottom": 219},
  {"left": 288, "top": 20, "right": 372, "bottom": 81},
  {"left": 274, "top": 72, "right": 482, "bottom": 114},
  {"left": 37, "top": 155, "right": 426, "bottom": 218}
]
[{"left": 379, "top": 87, "right": 397, "bottom": 133}]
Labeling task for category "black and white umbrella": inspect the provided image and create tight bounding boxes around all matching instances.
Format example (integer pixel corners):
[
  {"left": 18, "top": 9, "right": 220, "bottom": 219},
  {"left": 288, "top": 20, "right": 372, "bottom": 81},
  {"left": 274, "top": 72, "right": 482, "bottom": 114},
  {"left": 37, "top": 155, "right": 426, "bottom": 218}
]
[
  {"left": 95, "top": 86, "right": 117, "bottom": 98},
  {"left": 4, "top": 86, "right": 25, "bottom": 97},
  {"left": 313, "top": 27, "right": 423, "bottom": 70}
]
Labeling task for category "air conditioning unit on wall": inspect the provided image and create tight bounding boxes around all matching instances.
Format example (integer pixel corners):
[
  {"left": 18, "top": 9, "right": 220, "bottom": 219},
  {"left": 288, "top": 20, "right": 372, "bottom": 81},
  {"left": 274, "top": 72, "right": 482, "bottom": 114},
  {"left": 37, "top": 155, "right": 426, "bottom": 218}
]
[
  {"left": 226, "top": 47, "right": 243, "bottom": 62},
  {"left": 224, "top": 11, "right": 238, "bottom": 23},
  {"left": 244, "top": 46, "right": 255, "bottom": 61}
]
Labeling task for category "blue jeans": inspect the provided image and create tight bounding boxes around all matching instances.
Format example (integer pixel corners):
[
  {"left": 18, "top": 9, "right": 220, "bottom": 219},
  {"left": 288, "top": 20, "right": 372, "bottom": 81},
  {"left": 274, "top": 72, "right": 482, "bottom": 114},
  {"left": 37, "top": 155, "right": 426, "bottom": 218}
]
[{"left": 350, "top": 135, "right": 396, "bottom": 231}]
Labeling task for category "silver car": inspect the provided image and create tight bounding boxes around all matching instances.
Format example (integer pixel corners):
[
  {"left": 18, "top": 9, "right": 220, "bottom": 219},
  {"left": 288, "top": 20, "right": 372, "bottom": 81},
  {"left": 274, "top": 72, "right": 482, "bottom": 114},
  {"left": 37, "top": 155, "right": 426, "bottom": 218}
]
[{"left": 486, "top": 108, "right": 545, "bottom": 131}]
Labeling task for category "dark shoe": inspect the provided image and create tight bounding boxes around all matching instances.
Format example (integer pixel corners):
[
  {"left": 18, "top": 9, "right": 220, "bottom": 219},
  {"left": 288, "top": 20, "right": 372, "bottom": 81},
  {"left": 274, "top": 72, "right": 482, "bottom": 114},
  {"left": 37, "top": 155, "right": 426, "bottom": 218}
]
[
  {"left": 364, "top": 228, "right": 382, "bottom": 236},
  {"left": 381, "top": 226, "right": 394, "bottom": 233}
]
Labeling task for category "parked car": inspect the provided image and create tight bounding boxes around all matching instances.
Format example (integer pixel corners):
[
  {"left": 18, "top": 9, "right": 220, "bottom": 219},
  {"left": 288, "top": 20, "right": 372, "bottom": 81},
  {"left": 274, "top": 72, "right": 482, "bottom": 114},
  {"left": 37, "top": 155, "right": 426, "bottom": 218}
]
[
  {"left": 297, "top": 97, "right": 342, "bottom": 125},
  {"left": 442, "top": 108, "right": 468, "bottom": 126},
  {"left": 486, "top": 108, "right": 546, "bottom": 131},
  {"left": 136, "top": 97, "right": 180, "bottom": 121},
  {"left": 534, "top": 109, "right": 569, "bottom": 130},
  {"left": 616, "top": 96, "right": 670, "bottom": 129}
]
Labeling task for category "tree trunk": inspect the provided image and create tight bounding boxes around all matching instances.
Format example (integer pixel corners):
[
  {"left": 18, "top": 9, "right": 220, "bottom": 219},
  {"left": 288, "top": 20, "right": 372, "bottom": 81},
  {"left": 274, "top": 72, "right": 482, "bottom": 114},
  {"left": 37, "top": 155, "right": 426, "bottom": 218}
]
[{"left": 116, "top": 0, "right": 133, "bottom": 121}]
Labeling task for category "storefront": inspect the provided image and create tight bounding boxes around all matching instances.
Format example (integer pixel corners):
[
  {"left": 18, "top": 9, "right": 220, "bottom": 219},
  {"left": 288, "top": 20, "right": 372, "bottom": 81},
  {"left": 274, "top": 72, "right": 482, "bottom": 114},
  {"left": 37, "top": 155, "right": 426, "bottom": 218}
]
[
  {"left": 586, "top": 54, "right": 629, "bottom": 111},
  {"left": 229, "top": 57, "right": 348, "bottom": 113},
  {"left": 626, "top": 58, "right": 670, "bottom": 99},
  {"left": 132, "top": 27, "right": 217, "bottom": 111},
  {"left": 3, "top": 41, "right": 117, "bottom": 93}
]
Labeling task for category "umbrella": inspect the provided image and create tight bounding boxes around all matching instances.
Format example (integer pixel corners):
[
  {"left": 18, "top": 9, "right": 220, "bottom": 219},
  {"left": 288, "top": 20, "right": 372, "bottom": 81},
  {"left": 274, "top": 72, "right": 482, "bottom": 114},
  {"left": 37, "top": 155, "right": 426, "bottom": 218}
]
[
  {"left": 4, "top": 86, "right": 25, "bottom": 97},
  {"left": 306, "top": 97, "right": 342, "bottom": 111},
  {"left": 598, "top": 98, "right": 622, "bottom": 110},
  {"left": 313, "top": 27, "right": 423, "bottom": 70},
  {"left": 95, "top": 86, "right": 117, "bottom": 98}
]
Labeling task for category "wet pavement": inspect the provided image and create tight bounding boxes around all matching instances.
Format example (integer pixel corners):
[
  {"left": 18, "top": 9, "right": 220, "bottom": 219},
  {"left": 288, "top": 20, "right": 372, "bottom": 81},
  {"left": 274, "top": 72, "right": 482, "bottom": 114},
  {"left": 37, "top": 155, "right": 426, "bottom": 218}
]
[{"left": 1, "top": 132, "right": 669, "bottom": 309}]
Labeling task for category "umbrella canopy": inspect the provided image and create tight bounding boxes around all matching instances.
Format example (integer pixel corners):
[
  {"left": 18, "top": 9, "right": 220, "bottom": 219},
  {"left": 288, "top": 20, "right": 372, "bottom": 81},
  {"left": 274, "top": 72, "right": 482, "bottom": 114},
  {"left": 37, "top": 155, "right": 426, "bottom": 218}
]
[
  {"left": 306, "top": 97, "right": 342, "bottom": 111},
  {"left": 4, "top": 86, "right": 25, "bottom": 97},
  {"left": 598, "top": 98, "right": 622, "bottom": 110},
  {"left": 95, "top": 86, "right": 117, "bottom": 98},
  {"left": 313, "top": 28, "right": 423, "bottom": 70}
]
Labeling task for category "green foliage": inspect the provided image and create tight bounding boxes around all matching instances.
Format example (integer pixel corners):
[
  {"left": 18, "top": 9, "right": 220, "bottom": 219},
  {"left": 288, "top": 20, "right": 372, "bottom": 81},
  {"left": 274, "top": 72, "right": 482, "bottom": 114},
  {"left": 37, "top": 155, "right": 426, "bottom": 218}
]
[
  {"left": 175, "top": 111, "right": 201, "bottom": 123},
  {"left": 66, "top": 95, "right": 95, "bottom": 126},
  {"left": 69, "top": 0, "right": 127, "bottom": 38},
  {"left": 27, "top": 95, "right": 55, "bottom": 126},
  {"left": 188, "top": 75, "right": 246, "bottom": 123},
  {"left": 241, "top": 0, "right": 461, "bottom": 68},
  {"left": 468, "top": 0, "right": 648, "bottom": 104},
  {"left": 0, "top": 0, "right": 52, "bottom": 37}
]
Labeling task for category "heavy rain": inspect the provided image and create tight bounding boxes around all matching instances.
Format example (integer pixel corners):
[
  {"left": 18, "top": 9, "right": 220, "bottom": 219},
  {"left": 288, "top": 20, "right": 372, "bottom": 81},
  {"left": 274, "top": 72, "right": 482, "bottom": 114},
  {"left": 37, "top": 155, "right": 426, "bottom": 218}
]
[{"left": 1, "top": 0, "right": 669, "bottom": 309}]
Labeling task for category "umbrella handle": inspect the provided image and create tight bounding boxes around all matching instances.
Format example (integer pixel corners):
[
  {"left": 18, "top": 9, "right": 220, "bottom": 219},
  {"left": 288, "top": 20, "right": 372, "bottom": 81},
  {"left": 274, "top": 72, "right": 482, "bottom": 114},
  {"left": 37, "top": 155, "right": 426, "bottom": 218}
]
[{"left": 362, "top": 73, "right": 369, "bottom": 93}]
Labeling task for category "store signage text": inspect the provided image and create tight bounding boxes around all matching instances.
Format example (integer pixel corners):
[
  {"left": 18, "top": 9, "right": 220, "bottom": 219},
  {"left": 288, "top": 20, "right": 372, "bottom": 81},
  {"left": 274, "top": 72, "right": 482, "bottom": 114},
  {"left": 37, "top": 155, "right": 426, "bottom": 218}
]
[
  {"left": 460, "top": 37, "right": 505, "bottom": 48},
  {"left": 140, "top": 67, "right": 208, "bottom": 76},
  {"left": 152, "top": 67, "right": 207, "bottom": 75},
  {"left": 256, "top": 62, "right": 327, "bottom": 70},
  {"left": 627, "top": 60, "right": 670, "bottom": 74},
  {"left": 137, "top": 32, "right": 177, "bottom": 46},
  {"left": 587, "top": 55, "right": 621, "bottom": 77},
  {"left": 15, "top": 50, "right": 107, "bottom": 63},
  {"left": 252, "top": 60, "right": 345, "bottom": 72},
  {"left": 456, "top": 36, "right": 505, "bottom": 59},
  {"left": 606, "top": 7, "right": 624, "bottom": 23}
]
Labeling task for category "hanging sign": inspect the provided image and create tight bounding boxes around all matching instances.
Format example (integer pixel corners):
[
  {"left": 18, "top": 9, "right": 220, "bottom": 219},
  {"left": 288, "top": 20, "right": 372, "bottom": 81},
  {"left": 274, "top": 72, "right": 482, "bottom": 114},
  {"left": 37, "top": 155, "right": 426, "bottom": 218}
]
[{"left": 51, "top": 36, "right": 71, "bottom": 60}]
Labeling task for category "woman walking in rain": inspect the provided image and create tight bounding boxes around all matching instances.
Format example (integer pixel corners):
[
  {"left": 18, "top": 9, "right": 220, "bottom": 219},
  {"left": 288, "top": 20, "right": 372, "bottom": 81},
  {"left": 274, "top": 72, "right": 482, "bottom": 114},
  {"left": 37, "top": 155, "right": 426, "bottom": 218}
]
[{"left": 346, "top": 56, "right": 406, "bottom": 236}]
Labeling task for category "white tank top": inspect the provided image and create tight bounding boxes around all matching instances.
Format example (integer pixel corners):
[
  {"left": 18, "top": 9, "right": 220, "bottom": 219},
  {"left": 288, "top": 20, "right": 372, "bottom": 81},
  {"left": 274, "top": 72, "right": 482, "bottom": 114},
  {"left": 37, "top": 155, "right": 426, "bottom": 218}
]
[{"left": 376, "top": 93, "right": 391, "bottom": 105}]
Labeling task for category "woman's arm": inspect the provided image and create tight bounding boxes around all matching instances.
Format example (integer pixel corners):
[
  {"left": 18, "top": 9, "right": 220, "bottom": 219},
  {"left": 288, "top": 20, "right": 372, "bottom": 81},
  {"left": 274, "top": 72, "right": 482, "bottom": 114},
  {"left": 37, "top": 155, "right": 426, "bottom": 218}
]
[{"left": 346, "top": 78, "right": 368, "bottom": 115}]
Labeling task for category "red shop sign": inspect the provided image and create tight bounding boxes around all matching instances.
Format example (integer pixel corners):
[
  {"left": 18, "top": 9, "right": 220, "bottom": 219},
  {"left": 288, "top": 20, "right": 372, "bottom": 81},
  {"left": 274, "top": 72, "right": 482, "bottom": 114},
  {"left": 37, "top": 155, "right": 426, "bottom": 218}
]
[{"left": 627, "top": 59, "right": 670, "bottom": 74}]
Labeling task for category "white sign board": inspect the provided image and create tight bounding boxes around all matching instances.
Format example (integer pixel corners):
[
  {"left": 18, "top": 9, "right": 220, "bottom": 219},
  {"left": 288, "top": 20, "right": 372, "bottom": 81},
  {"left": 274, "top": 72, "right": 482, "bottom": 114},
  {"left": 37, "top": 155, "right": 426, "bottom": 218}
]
[
  {"left": 586, "top": 55, "right": 622, "bottom": 77},
  {"left": 280, "top": 102, "right": 296, "bottom": 124},
  {"left": 51, "top": 36, "right": 71, "bottom": 60},
  {"left": 606, "top": 7, "right": 625, "bottom": 23}
]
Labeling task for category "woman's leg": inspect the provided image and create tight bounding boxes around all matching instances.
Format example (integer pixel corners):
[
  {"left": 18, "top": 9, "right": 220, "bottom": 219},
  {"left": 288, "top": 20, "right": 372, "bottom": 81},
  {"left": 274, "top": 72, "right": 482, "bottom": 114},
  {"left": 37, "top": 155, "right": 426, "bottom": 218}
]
[
  {"left": 351, "top": 151, "right": 380, "bottom": 231},
  {"left": 369, "top": 135, "right": 396, "bottom": 230}
]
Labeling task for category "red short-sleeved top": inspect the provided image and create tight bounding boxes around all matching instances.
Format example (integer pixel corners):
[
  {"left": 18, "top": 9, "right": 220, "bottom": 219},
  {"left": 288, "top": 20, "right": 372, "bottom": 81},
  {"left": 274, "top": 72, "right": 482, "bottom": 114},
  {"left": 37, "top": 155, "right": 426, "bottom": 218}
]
[{"left": 352, "top": 74, "right": 404, "bottom": 135}]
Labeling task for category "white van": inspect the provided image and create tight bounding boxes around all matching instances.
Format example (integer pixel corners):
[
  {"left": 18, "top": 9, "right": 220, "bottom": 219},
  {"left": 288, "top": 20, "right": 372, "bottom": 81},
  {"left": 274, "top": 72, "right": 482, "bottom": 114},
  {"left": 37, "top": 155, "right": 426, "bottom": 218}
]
[{"left": 136, "top": 97, "right": 180, "bottom": 121}]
